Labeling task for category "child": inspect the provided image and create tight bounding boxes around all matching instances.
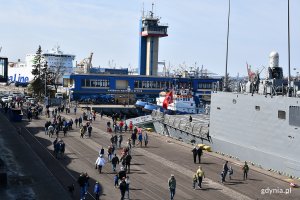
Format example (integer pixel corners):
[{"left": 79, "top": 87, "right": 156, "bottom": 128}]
[
  {"left": 228, "top": 166, "right": 233, "bottom": 180},
  {"left": 220, "top": 171, "right": 225, "bottom": 183},
  {"left": 192, "top": 173, "right": 198, "bottom": 189},
  {"left": 114, "top": 174, "right": 119, "bottom": 188}
]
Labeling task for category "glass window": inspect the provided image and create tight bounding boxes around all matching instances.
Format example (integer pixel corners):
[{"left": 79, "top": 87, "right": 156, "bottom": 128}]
[
  {"left": 134, "top": 80, "right": 139, "bottom": 88},
  {"left": 86, "top": 79, "right": 90, "bottom": 87}
]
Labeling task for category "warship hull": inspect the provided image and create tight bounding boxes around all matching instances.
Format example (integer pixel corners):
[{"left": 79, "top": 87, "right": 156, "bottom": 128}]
[{"left": 153, "top": 92, "right": 300, "bottom": 178}]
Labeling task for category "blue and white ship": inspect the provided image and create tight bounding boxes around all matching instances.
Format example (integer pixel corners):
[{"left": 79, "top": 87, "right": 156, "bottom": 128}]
[{"left": 156, "top": 89, "right": 204, "bottom": 114}]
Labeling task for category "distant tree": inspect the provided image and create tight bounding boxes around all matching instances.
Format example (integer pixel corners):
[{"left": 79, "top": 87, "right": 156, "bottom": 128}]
[
  {"left": 31, "top": 45, "right": 48, "bottom": 97},
  {"left": 31, "top": 45, "right": 42, "bottom": 79}
]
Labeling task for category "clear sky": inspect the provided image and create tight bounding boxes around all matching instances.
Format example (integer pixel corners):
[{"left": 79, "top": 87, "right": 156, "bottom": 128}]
[{"left": 1, "top": 0, "right": 299, "bottom": 77}]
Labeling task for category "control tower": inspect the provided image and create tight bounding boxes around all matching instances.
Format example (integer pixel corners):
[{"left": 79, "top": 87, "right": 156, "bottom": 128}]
[{"left": 138, "top": 7, "right": 168, "bottom": 76}]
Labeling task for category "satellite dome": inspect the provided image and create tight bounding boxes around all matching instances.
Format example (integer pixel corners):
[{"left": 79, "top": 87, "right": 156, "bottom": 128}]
[{"left": 269, "top": 51, "right": 279, "bottom": 58}]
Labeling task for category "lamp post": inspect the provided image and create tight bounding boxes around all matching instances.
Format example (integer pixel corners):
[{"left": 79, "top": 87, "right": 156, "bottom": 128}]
[
  {"left": 44, "top": 61, "right": 48, "bottom": 106},
  {"left": 127, "top": 86, "right": 131, "bottom": 106}
]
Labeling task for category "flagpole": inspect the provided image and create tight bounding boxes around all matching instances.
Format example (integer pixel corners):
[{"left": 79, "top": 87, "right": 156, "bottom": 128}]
[
  {"left": 287, "top": 0, "right": 291, "bottom": 96},
  {"left": 224, "top": 0, "right": 230, "bottom": 91}
]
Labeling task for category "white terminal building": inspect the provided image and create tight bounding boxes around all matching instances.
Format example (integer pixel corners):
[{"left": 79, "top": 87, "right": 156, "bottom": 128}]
[{"left": 8, "top": 46, "right": 75, "bottom": 83}]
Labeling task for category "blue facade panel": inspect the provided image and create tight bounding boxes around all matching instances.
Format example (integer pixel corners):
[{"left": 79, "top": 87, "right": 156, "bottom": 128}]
[{"left": 138, "top": 19, "right": 147, "bottom": 75}]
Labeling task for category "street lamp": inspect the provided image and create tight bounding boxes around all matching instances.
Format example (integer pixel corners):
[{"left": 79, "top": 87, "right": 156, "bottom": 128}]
[
  {"left": 44, "top": 61, "right": 48, "bottom": 106},
  {"left": 127, "top": 86, "right": 131, "bottom": 106}
]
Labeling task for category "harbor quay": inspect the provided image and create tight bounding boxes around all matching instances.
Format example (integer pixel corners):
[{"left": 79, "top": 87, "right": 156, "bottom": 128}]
[{"left": 0, "top": 105, "right": 299, "bottom": 200}]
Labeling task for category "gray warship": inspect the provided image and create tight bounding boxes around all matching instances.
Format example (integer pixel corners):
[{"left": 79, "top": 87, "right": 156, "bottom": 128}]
[{"left": 152, "top": 52, "right": 300, "bottom": 178}]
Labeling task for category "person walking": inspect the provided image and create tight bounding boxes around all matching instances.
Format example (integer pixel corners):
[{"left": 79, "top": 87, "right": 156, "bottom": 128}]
[
  {"left": 192, "top": 146, "right": 197, "bottom": 164},
  {"left": 118, "top": 134, "right": 123, "bottom": 148},
  {"left": 124, "top": 123, "right": 128, "bottom": 132},
  {"left": 196, "top": 166, "right": 205, "bottom": 188},
  {"left": 114, "top": 173, "right": 119, "bottom": 188},
  {"left": 242, "top": 161, "right": 249, "bottom": 180},
  {"left": 131, "top": 130, "right": 137, "bottom": 147},
  {"left": 196, "top": 146, "right": 203, "bottom": 164},
  {"left": 129, "top": 121, "right": 133, "bottom": 132},
  {"left": 138, "top": 131, "right": 143, "bottom": 148},
  {"left": 192, "top": 173, "right": 198, "bottom": 189},
  {"left": 125, "top": 176, "right": 130, "bottom": 199},
  {"left": 111, "top": 154, "right": 120, "bottom": 172},
  {"left": 74, "top": 118, "right": 78, "bottom": 128},
  {"left": 78, "top": 116, "right": 82, "bottom": 127},
  {"left": 84, "top": 172, "right": 90, "bottom": 195},
  {"left": 88, "top": 125, "right": 92, "bottom": 138},
  {"left": 113, "top": 134, "right": 118, "bottom": 148},
  {"left": 93, "top": 112, "right": 96, "bottom": 121},
  {"left": 144, "top": 132, "right": 149, "bottom": 147},
  {"left": 99, "top": 147, "right": 105, "bottom": 157},
  {"left": 168, "top": 174, "right": 176, "bottom": 200},
  {"left": 119, "top": 177, "right": 127, "bottom": 200},
  {"left": 228, "top": 166, "right": 233, "bottom": 180},
  {"left": 80, "top": 126, "right": 84, "bottom": 138},
  {"left": 125, "top": 153, "right": 132, "bottom": 174},
  {"left": 118, "top": 167, "right": 127, "bottom": 182},
  {"left": 108, "top": 145, "right": 113, "bottom": 162},
  {"left": 77, "top": 173, "right": 87, "bottom": 200},
  {"left": 94, "top": 181, "right": 100, "bottom": 200},
  {"left": 95, "top": 155, "right": 106, "bottom": 174},
  {"left": 222, "top": 161, "right": 229, "bottom": 183}
]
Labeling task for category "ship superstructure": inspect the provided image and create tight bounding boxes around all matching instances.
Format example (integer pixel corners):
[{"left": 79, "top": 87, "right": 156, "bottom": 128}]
[{"left": 8, "top": 46, "right": 75, "bottom": 83}]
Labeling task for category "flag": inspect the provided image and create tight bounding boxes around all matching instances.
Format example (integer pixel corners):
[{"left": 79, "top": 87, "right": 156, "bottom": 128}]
[
  {"left": 246, "top": 62, "right": 256, "bottom": 81},
  {"left": 163, "top": 91, "right": 173, "bottom": 109}
]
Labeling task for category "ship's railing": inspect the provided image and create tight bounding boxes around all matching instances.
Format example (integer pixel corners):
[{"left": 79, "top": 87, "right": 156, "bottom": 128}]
[
  {"left": 163, "top": 114, "right": 210, "bottom": 138},
  {"left": 151, "top": 110, "right": 164, "bottom": 119}
]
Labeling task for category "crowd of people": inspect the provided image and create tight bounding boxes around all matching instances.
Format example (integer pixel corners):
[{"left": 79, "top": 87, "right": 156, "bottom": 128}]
[{"left": 7, "top": 99, "right": 254, "bottom": 200}]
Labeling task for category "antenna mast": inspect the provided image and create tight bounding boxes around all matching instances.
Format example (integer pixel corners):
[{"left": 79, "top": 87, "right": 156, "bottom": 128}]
[{"left": 142, "top": 2, "right": 145, "bottom": 17}]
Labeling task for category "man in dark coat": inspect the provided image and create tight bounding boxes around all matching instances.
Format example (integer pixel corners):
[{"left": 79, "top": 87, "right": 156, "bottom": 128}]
[
  {"left": 192, "top": 146, "right": 197, "bottom": 163},
  {"left": 77, "top": 173, "right": 87, "bottom": 200},
  {"left": 197, "top": 146, "right": 203, "bottom": 164},
  {"left": 118, "top": 167, "right": 127, "bottom": 181},
  {"left": 111, "top": 154, "right": 120, "bottom": 172},
  {"left": 119, "top": 177, "right": 127, "bottom": 200},
  {"left": 222, "top": 161, "right": 229, "bottom": 183},
  {"left": 125, "top": 154, "right": 132, "bottom": 173}
]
